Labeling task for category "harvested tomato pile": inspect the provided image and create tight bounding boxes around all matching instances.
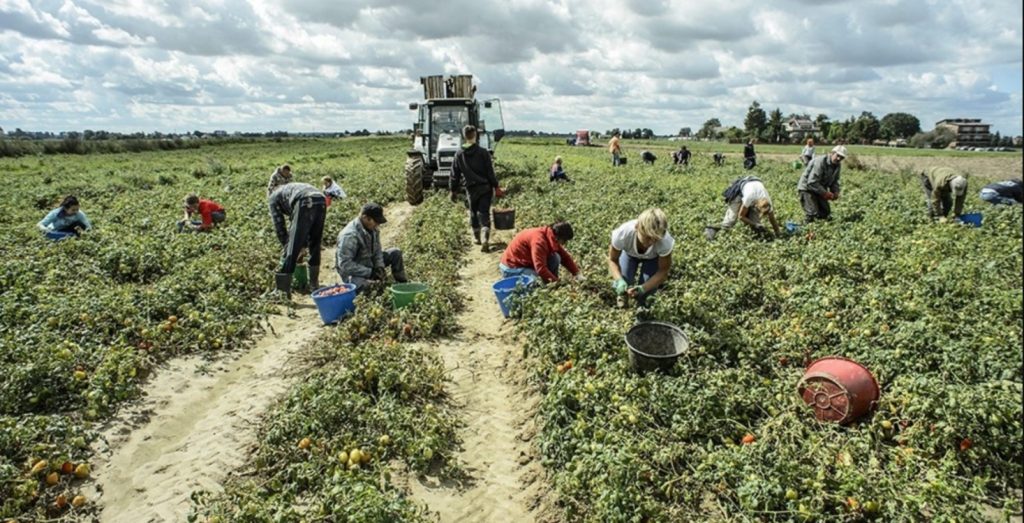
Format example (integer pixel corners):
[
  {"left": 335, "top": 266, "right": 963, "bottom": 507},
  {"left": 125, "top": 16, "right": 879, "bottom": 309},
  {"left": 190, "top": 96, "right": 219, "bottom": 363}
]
[{"left": 315, "top": 285, "right": 352, "bottom": 297}]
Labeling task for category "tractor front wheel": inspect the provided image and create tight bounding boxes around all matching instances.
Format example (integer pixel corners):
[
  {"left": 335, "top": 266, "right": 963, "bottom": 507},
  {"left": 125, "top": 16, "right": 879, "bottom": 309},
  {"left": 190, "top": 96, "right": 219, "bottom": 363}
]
[{"left": 405, "top": 153, "right": 424, "bottom": 205}]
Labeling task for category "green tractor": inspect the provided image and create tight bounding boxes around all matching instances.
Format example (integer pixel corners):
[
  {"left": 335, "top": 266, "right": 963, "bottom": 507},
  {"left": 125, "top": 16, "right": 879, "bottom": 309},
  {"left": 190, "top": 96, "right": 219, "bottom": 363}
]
[{"left": 405, "top": 74, "right": 505, "bottom": 205}]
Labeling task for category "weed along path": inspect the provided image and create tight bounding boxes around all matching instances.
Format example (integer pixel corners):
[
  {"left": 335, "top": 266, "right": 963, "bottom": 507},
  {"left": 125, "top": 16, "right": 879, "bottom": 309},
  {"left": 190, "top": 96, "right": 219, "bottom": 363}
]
[
  {"left": 87, "top": 202, "right": 413, "bottom": 523},
  {"left": 405, "top": 229, "right": 545, "bottom": 523}
]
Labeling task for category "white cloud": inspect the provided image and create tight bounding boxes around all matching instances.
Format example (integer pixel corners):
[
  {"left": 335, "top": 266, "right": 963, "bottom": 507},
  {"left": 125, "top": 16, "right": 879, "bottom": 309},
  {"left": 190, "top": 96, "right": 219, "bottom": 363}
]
[{"left": 0, "top": 0, "right": 1019, "bottom": 134}]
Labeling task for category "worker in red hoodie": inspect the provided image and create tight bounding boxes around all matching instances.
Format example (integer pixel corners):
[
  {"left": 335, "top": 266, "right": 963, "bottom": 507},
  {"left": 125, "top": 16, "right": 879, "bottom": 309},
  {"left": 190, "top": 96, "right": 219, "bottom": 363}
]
[
  {"left": 498, "top": 221, "right": 584, "bottom": 283},
  {"left": 178, "top": 193, "right": 226, "bottom": 232}
]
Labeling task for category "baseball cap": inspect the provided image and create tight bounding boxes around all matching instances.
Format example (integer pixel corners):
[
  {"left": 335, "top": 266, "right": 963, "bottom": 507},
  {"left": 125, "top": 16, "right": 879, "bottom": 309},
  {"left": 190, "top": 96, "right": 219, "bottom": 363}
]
[
  {"left": 361, "top": 202, "right": 387, "bottom": 224},
  {"left": 831, "top": 145, "right": 848, "bottom": 158},
  {"left": 950, "top": 175, "right": 968, "bottom": 196}
]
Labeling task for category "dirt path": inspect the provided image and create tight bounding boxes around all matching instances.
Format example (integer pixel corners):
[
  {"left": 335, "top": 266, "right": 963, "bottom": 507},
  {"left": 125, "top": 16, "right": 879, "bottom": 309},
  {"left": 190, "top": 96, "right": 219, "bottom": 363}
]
[
  {"left": 86, "top": 202, "right": 413, "bottom": 523},
  {"left": 403, "top": 228, "right": 546, "bottom": 523}
]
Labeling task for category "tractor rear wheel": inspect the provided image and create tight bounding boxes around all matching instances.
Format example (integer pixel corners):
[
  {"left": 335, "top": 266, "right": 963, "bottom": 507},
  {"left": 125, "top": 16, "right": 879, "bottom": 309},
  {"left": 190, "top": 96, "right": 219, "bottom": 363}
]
[{"left": 405, "top": 153, "right": 424, "bottom": 205}]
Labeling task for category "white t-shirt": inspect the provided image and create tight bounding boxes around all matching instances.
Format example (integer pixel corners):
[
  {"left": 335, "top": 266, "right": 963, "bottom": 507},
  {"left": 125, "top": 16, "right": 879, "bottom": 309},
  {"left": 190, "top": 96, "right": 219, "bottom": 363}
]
[
  {"left": 611, "top": 220, "right": 674, "bottom": 260},
  {"left": 740, "top": 181, "right": 771, "bottom": 208}
]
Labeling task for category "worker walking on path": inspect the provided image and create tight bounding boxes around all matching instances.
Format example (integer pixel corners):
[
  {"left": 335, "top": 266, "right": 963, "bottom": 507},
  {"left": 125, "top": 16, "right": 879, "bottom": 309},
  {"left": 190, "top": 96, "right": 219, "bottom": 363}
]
[
  {"left": 717, "top": 177, "right": 780, "bottom": 237},
  {"left": 797, "top": 145, "right": 846, "bottom": 222},
  {"left": 267, "top": 164, "right": 293, "bottom": 195},
  {"left": 451, "top": 125, "right": 500, "bottom": 253},
  {"left": 178, "top": 194, "right": 225, "bottom": 232},
  {"left": 336, "top": 203, "right": 407, "bottom": 293},
  {"left": 268, "top": 182, "right": 326, "bottom": 296},
  {"left": 608, "top": 208, "right": 674, "bottom": 308},
  {"left": 499, "top": 221, "right": 583, "bottom": 283},
  {"left": 609, "top": 131, "right": 623, "bottom": 167},
  {"left": 921, "top": 167, "right": 968, "bottom": 220},
  {"left": 38, "top": 195, "right": 92, "bottom": 236},
  {"left": 979, "top": 179, "right": 1023, "bottom": 205}
]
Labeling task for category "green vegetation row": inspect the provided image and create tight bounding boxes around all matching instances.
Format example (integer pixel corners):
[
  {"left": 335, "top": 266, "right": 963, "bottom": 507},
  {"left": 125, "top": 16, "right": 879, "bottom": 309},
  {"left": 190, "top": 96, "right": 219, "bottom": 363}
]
[
  {"left": 0, "top": 138, "right": 405, "bottom": 520},
  {"left": 496, "top": 141, "right": 1022, "bottom": 521},
  {"left": 193, "top": 194, "right": 470, "bottom": 522}
]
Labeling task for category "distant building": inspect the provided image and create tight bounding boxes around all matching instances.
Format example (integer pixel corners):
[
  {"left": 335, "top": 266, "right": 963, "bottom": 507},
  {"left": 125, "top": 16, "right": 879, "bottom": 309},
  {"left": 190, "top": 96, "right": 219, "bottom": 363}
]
[
  {"left": 935, "top": 118, "right": 991, "bottom": 147},
  {"left": 784, "top": 117, "right": 818, "bottom": 142},
  {"left": 1013, "top": 136, "right": 1023, "bottom": 147},
  {"left": 212, "top": 130, "right": 228, "bottom": 137}
]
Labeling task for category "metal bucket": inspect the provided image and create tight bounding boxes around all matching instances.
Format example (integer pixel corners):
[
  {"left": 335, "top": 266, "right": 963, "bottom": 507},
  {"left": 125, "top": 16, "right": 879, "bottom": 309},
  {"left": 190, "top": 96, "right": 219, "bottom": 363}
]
[
  {"left": 625, "top": 322, "right": 688, "bottom": 374},
  {"left": 797, "top": 356, "right": 880, "bottom": 424}
]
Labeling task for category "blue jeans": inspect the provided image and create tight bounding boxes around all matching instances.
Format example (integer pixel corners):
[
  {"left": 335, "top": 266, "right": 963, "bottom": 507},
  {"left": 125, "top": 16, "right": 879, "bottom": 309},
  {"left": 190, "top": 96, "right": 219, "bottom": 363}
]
[
  {"left": 619, "top": 251, "right": 660, "bottom": 304},
  {"left": 500, "top": 253, "right": 560, "bottom": 281}
]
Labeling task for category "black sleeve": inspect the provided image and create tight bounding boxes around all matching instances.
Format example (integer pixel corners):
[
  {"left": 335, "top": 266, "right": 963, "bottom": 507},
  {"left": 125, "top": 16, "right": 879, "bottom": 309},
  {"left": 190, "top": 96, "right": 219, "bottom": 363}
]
[
  {"left": 449, "top": 151, "right": 463, "bottom": 192},
  {"left": 483, "top": 150, "right": 499, "bottom": 188}
]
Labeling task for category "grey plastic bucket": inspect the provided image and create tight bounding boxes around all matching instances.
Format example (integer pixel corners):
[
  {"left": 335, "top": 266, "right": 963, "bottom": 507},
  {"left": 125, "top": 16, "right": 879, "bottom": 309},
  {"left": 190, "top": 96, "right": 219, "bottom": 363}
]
[{"left": 625, "top": 321, "right": 689, "bottom": 374}]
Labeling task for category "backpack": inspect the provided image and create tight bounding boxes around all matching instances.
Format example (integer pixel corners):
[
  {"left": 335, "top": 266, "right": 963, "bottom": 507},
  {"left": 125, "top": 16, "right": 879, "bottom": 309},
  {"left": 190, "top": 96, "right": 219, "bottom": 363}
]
[{"left": 722, "top": 176, "right": 760, "bottom": 203}]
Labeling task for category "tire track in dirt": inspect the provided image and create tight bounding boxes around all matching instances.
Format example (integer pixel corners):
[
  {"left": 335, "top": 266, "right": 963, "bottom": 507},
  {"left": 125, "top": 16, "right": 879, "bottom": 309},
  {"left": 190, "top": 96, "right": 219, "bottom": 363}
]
[
  {"left": 85, "top": 202, "right": 413, "bottom": 523},
  {"left": 404, "top": 228, "right": 548, "bottom": 523}
]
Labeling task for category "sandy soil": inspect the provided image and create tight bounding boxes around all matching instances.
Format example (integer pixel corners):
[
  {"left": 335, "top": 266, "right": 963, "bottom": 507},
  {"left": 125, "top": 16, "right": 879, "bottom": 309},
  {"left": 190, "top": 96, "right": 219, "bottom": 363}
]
[
  {"left": 399, "top": 227, "right": 552, "bottom": 523},
  {"left": 85, "top": 203, "right": 412, "bottom": 523}
]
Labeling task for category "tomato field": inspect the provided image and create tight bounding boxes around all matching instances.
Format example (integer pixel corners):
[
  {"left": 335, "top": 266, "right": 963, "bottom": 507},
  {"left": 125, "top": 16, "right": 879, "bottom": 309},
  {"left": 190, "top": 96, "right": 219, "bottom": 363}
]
[{"left": 0, "top": 136, "right": 1021, "bottom": 522}]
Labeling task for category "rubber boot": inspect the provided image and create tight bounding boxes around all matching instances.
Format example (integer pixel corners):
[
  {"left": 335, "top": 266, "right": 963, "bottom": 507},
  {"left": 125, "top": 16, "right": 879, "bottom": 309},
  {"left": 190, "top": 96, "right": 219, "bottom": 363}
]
[
  {"left": 480, "top": 227, "right": 490, "bottom": 253},
  {"left": 472, "top": 227, "right": 481, "bottom": 245},
  {"left": 308, "top": 266, "right": 320, "bottom": 292},
  {"left": 274, "top": 272, "right": 292, "bottom": 299}
]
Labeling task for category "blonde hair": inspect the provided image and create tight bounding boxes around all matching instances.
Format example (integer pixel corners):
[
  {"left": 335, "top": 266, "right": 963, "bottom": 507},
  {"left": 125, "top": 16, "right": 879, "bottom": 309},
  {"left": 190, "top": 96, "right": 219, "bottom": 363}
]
[
  {"left": 636, "top": 208, "right": 668, "bottom": 244},
  {"left": 754, "top": 198, "right": 772, "bottom": 215}
]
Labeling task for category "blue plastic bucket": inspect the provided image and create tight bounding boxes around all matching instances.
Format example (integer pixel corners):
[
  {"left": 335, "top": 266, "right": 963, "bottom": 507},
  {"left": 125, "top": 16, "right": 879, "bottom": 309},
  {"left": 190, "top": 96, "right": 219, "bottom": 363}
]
[
  {"left": 785, "top": 221, "right": 802, "bottom": 234},
  {"left": 45, "top": 231, "right": 74, "bottom": 241},
  {"left": 956, "top": 212, "right": 983, "bottom": 227},
  {"left": 492, "top": 275, "right": 536, "bottom": 318},
  {"left": 311, "top": 283, "right": 358, "bottom": 324}
]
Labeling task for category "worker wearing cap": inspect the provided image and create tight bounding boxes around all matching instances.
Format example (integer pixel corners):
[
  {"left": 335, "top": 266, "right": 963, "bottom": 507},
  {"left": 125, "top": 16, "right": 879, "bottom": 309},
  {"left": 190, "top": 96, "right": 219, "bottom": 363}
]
[
  {"left": 269, "top": 182, "right": 326, "bottom": 295},
  {"left": 797, "top": 145, "right": 846, "bottom": 222},
  {"left": 336, "top": 203, "right": 408, "bottom": 292},
  {"left": 921, "top": 167, "right": 968, "bottom": 220}
]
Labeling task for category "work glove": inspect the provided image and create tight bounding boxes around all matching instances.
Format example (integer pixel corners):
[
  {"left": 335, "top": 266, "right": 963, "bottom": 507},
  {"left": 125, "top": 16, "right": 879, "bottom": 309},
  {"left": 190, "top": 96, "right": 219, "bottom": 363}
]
[
  {"left": 371, "top": 267, "right": 386, "bottom": 281},
  {"left": 612, "top": 278, "right": 628, "bottom": 295},
  {"left": 822, "top": 191, "right": 835, "bottom": 201},
  {"left": 628, "top": 286, "right": 645, "bottom": 298}
]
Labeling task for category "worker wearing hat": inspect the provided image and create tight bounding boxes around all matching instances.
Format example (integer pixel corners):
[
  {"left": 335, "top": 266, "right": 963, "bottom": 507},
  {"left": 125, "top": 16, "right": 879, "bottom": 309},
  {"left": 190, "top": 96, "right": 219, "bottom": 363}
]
[
  {"left": 797, "top": 145, "right": 847, "bottom": 222},
  {"left": 336, "top": 203, "right": 408, "bottom": 292},
  {"left": 921, "top": 167, "right": 968, "bottom": 220}
]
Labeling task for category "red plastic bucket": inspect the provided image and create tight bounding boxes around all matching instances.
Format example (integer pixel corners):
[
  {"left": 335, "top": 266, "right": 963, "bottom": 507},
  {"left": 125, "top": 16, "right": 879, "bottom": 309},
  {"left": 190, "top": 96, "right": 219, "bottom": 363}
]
[{"left": 797, "top": 356, "right": 880, "bottom": 425}]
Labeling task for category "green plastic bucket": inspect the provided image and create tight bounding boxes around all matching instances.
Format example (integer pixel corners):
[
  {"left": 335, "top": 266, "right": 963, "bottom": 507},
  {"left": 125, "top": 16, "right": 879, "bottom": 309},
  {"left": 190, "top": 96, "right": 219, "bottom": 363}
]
[
  {"left": 391, "top": 282, "right": 429, "bottom": 309},
  {"left": 293, "top": 265, "right": 309, "bottom": 290}
]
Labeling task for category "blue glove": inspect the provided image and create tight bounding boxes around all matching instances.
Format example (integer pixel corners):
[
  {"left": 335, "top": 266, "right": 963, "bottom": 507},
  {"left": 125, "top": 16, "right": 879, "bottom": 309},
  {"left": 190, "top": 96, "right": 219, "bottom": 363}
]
[{"left": 613, "top": 278, "right": 628, "bottom": 295}]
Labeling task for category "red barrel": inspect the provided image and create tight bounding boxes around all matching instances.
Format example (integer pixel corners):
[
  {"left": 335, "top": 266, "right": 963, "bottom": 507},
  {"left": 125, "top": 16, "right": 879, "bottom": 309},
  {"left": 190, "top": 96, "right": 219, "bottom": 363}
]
[{"left": 797, "top": 357, "right": 880, "bottom": 424}]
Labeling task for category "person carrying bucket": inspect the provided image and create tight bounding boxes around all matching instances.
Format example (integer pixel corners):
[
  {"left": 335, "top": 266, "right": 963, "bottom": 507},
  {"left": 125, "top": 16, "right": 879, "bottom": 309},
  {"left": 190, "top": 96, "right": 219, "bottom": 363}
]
[
  {"left": 336, "top": 203, "right": 408, "bottom": 292},
  {"left": 797, "top": 145, "right": 846, "bottom": 222},
  {"left": 267, "top": 164, "right": 293, "bottom": 195},
  {"left": 268, "top": 182, "right": 326, "bottom": 297},
  {"left": 499, "top": 221, "right": 583, "bottom": 283},
  {"left": 608, "top": 208, "right": 674, "bottom": 308},
  {"left": 321, "top": 176, "right": 346, "bottom": 206},
  {"left": 37, "top": 195, "right": 92, "bottom": 236},
  {"left": 178, "top": 194, "right": 225, "bottom": 232},
  {"left": 921, "top": 167, "right": 968, "bottom": 221},
  {"left": 450, "top": 125, "right": 500, "bottom": 253}
]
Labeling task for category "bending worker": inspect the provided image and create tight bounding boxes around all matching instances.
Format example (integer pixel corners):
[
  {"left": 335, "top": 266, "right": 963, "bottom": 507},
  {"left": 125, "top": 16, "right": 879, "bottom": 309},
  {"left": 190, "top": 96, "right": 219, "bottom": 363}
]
[
  {"left": 979, "top": 179, "right": 1023, "bottom": 205},
  {"left": 921, "top": 167, "right": 967, "bottom": 220},
  {"left": 38, "top": 195, "right": 92, "bottom": 236},
  {"left": 499, "top": 221, "right": 583, "bottom": 283},
  {"left": 268, "top": 182, "right": 326, "bottom": 296},
  {"left": 608, "top": 208, "right": 674, "bottom": 308},
  {"left": 716, "top": 176, "right": 780, "bottom": 237},
  {"left": 797, "top": 145, "right": 846, "bottom": 222},
  {"left": 336, "top": 203, "right": 408, "bottom": 292},
  {"left": 179, "top": 194, "right": 225, "bottom": 232}
]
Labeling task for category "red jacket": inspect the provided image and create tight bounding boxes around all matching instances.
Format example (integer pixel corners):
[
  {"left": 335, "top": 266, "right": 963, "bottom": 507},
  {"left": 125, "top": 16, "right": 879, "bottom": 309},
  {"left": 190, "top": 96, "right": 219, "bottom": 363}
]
[
  {"left": 197, "top": 199, "right": 224, "bottom": 228},
  {"left": 500, "top": 226, "right": 579, "bottom": 282}
]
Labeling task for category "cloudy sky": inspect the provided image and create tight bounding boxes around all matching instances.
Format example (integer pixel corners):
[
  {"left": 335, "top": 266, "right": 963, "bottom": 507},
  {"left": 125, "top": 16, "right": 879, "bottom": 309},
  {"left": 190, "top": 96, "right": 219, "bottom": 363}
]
[{"left": 1, "top": 0, "right": 1021, "bottom": 135}]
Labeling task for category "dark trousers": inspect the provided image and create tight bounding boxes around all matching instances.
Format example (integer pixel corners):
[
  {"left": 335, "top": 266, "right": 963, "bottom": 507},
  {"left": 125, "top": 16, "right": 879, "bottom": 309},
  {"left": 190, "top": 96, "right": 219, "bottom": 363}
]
[
  {"left": 920, "top": 174, "right": 953, "bottom": 217},
  {"left": 465, "top": 187, "right": 493, "bottom": 229},
  {"left": 281, "top": 196, "right": 326, "bottom": 274},
  {"left": 800, "top": 191, "right": 831, "bottom": 222}
]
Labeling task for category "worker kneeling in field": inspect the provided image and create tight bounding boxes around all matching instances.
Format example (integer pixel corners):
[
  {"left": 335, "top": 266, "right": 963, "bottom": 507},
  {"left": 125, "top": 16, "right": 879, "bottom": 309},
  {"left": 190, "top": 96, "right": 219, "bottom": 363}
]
[
  {"left": 38, "top": 195, "right": 92, "bottom": 236},
  {"left": 550, "top": 156, "right": 572, "bottom": 183},
  {"left": 269, "top": 182, "right": 326, "bottom": 296},
  {"left": 178, "top": 194, "right": 225, "bottom": 233},
  {"left": 336, "top": 203, "right": 407, "bottom": 292},
  {"left": 451, "top": 125, "right": 500, "bottom": 253},
  {"left": 499, "top": 221, "right": 583, "bottom": 283},
  {"left": 641, "top": 150, "right": 657, "bottom": 165},
  {"left": 797, "top": 145, "right": 846, "bottom": 222},
  {"left": 608, "top": 208, "right": 674, "bottom": 308},
  {"left": 921, "top": 167, "right": 968, "bottom": 221},
  {"left": 717, "top": 176, "right": 780, "bottom": 237},
  {"left": 979, "top": 179, "right": 1023, "bottom": 205}
]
